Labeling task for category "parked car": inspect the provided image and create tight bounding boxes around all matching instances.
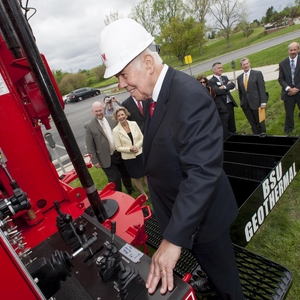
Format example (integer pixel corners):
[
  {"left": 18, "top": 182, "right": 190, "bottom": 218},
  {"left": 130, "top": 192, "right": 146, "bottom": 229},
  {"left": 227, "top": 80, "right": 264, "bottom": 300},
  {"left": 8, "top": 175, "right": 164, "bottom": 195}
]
[
  {"left": 62, "top": 94, "right": 70, "bottom": 104},
  {"left": 68, "top": 87, "right": 101, "bottom": 103}
]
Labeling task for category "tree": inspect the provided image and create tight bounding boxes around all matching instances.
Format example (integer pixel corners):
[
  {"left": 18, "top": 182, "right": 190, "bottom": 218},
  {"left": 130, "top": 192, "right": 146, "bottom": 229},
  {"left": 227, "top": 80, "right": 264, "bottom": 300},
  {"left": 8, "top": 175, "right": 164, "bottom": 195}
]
[
  {"left": 188, "top": 0, "right": 211, "bottom": 24},
  {"left": 187, "top": 0, "right": 211, "bottom": 54},
  {"left": 239, "top": 20, "right": 254, "bottom": 40},
  {"left": 209, "top": 0, "right": 247, "bottom": 48},
  {"left": 130, "top": 0, "right": 186, "bottom": 37},
  {"left": 153, "top": 0, "right": 186, "bottom": 31},
  {"left": 58, "top": 73, "right": 87, "bottom": 95},
  {"left": 93, "top": 65, "right": 106, "bottom": 82},
  {"left": 158, "top": 17, "right": 200, "bottom": 65},
  {"left": 130, "top": 0, "right": 158, "bottom": 35},
  {"left": 265, "top": 6, "right": 275, "bottom": 24},
  {"left": 52, "top": 69, "right": 68, "bottom": 85},
  {"left": 104, "top": 11, "right": 123, "bottom": 26}
]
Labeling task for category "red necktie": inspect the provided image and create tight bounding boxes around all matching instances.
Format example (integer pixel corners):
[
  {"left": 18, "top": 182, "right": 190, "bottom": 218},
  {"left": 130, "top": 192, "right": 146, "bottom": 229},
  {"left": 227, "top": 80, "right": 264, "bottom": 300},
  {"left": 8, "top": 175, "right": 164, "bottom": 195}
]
[
  {"left": 150, "top": 100, "right": 156, "bottom": 118},
  {"left": 137, "top": 101, "right": 144, "bottom": 116}
]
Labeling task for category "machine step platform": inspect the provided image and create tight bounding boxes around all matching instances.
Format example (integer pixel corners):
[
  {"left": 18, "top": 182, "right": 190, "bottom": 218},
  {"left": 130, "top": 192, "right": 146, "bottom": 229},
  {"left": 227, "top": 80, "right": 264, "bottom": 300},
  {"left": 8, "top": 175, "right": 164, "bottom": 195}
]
[{"left": 144, "top": 210, "right": 292, "bottom": 300}]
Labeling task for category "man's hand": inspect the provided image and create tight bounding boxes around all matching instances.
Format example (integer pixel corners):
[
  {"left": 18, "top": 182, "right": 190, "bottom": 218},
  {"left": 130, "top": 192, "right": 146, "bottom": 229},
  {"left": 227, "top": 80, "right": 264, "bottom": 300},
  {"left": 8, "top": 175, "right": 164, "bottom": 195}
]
[
  {"left": 146, "top": 239, "right": 181, "bottom": 295},
  {"left": 288, "top": 87, "right": 299, "bottom": 96},
  {"left": 94, "top": 162, "right": 101, "bottom": 168}
]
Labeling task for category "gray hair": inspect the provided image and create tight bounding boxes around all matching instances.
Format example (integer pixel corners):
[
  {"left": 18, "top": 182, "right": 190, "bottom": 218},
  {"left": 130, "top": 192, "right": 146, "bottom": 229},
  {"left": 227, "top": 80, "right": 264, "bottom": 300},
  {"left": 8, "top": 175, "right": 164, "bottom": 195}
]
[
  {"left": 212, "top": 62, "right": 222, "bottom": 70},
  {"left": 240, "top": 58, "right": 250, "bottom": 66}
]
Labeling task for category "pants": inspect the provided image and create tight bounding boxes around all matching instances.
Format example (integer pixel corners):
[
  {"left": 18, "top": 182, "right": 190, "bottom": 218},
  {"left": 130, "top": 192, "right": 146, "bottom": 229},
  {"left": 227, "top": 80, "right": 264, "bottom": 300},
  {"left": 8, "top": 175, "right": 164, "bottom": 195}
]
[
  {"left": 102, "top": 151, "right": 133, "bottom": 193},
  {"left": 243, "top": 107, "right": 266, "bottom": 134},
  {"left": 215, "top": 98, "right": 229, "bottom": 140},
  {"left": 226, "top": 102, "right": 236, "bottom": 135},
  {"left": 191, "top": 229, "right": 244, "bottom": 300},
  {"left": 283, "top": 96, "right": 300, "bottom": 133}
]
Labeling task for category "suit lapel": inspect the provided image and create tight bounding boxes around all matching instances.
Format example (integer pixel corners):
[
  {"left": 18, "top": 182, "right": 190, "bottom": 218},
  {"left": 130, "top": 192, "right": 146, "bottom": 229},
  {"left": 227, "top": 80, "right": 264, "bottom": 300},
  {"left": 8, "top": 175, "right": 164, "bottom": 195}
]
[
  {"left": 295, "top": 56, "right": 300, "bottom": 78},
  {"left": 238, "top": 75, "right": 246, "bottom": 93},
  {"left": 284, "top": 58, "right": 292, "bottom": 82},
  {"left": 93, "top": 118, "right": 104, "bottom": 135}
]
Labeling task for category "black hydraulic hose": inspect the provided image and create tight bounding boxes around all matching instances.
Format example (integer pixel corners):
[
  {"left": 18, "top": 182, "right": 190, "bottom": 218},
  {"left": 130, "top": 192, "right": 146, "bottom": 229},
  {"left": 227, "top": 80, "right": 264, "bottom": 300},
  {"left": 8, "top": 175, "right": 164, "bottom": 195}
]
[
  {"left": 1, "top": 0, "right": 108, "bottom": 223},
  {"left": 0, "top": 1, "right": 23, "bottom": 58}
]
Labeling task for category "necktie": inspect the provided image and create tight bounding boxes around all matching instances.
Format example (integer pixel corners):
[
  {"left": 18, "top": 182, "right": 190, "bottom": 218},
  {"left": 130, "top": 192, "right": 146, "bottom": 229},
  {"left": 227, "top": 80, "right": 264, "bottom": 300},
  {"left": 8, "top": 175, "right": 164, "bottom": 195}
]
[
  {"left": 137, "top": 101, "right": 144, "bottom": 116},
  {"left": 100, "top": 119, "right": 114, "bottom": 155},
  {"left": 149, "top": 100, "right": 156, "bottom": 118},
  {"left": 244, "top": 73, "right": 248, "bottom": 91},
  {"left": 291, "top": 59, "right": 295, "bottom": 85}
]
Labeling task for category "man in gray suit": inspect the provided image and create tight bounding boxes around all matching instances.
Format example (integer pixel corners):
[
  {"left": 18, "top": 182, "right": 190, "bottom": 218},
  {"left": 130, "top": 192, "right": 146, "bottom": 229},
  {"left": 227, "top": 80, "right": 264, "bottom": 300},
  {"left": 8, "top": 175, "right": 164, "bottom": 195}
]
[
  {"left": 237, "top": 58, "right": 268, "bottom": 134},
  {"left": 278, "top": 41, "right": 300, "bottom": 135},
  {"left": 84, "top": 102, "right": 134, "bottom": 194}
]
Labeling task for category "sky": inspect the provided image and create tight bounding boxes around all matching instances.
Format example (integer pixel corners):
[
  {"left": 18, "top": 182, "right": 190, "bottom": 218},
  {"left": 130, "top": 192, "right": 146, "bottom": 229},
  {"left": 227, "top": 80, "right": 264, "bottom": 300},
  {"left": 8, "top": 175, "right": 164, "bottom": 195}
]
[{"left": 23, "top": 0, "right": 291, "bottom": 73}]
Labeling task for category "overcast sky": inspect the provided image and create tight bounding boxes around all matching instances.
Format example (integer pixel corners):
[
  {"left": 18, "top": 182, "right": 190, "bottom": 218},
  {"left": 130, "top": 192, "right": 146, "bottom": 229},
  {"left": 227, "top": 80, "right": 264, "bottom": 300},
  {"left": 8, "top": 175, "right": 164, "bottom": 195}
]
[{"left": 26, "top": 0, "right": 291, "bottom": 73}]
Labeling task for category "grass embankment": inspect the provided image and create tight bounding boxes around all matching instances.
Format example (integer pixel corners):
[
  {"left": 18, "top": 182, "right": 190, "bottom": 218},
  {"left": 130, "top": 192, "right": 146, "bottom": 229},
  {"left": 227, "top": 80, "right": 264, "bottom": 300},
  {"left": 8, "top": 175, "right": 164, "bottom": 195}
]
[{"left": 74, "top": 25, "right": 300, "bottom": 299}]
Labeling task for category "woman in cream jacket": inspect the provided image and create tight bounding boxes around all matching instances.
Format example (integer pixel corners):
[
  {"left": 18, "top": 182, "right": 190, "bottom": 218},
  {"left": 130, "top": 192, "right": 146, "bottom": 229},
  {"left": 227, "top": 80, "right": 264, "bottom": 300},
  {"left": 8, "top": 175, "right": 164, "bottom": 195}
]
[{"left": 113, "top": 107, "right": 148, "bottom": 198}]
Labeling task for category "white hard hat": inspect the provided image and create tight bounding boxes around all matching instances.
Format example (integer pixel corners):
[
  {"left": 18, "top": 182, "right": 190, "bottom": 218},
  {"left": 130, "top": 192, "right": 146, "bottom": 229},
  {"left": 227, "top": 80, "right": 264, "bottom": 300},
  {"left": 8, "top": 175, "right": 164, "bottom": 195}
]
[{"left": 99, "top": 18, "right": 154, "bottom": 78}]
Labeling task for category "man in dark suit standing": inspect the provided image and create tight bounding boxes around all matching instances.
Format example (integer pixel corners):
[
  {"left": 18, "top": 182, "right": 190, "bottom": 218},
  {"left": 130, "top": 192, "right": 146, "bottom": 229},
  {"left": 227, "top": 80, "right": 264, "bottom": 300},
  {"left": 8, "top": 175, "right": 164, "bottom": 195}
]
[
  {"left": 121, "top": 96, "right": 149, "bottom": 132},
  {"left": 278, "top": 41, "right": 300, "bottom": 135},
  {"left": 84, "top": 101, "right": 134, "bottom": 194},
  {"left": 99, "top": 19, "right": 244, "bottom": 299},
  {"left": 209, "top": 62, "right": 238, "bottom": 139},
  {"left": 237, "top": 58, "right": 268, "bottom": 134}
]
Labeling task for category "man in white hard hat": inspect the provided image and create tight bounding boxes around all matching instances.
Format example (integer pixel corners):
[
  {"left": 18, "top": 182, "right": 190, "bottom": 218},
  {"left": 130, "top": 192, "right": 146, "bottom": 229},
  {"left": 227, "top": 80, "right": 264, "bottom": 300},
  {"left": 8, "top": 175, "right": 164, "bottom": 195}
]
[{"left": 99, "top": 19, "right": 244, "bottom": 299}]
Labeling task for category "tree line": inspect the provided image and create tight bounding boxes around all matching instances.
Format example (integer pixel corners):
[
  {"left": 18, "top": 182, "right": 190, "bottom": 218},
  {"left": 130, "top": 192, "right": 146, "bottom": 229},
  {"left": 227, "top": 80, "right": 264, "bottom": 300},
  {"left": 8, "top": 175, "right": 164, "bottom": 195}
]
[{"left": 53, "top": 0, "right": 300, "bottom": 96}]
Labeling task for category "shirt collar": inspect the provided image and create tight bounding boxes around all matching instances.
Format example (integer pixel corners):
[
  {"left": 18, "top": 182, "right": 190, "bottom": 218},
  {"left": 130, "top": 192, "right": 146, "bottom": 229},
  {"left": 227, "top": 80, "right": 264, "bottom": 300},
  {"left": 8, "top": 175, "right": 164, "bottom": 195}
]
[
  {"left": 152, "top": 64, "right": 168, "bottom": 103},
  {"left": 214, "top": 74, "right": 222, "bottom": 80},
  {"left": 244, "top": 69, "right": 251, "bottom": 75}
]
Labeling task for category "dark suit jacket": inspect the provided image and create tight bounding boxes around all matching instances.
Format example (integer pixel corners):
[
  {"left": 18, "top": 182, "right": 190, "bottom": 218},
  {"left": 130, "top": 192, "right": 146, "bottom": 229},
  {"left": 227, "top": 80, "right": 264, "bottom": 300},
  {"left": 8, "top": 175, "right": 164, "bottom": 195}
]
[
  {"left": 237, "top": 69, "right": 268, "bottom": 110},
  {"left": 278, "top": 56, "right": 300, "bottom": 101},
  {"left": 122, "top": 96, "right": 150, "bottom": 133},
  {"left": 209, "top": 75, "right": 238, "bottom": 107},
  {"left": 84, "top": 116, "right": 117, "bottom": 168},
  {"left": 143, "top": 67, "right": 238, "bottom": 249}
]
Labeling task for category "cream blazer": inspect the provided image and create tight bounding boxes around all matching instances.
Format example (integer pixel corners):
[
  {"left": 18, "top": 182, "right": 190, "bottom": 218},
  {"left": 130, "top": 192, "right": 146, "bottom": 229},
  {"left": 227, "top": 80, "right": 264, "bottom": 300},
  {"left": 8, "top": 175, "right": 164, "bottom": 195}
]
[{"left": 113, "top": 120, "right": 143, "bottom": 160}]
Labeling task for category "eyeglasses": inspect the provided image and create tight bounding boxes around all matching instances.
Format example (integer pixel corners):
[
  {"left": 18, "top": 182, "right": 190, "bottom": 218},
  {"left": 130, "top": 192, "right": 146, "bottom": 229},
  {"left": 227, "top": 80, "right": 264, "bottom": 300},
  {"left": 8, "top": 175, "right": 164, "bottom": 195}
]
[{"left": 199, "top": 81, "right": 206, "bottom": 84}]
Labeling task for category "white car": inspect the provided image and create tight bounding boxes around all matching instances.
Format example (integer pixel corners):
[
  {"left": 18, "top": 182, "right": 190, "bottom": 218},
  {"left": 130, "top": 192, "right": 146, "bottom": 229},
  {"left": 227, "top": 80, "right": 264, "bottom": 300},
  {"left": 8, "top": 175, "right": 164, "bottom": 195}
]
[{"left": 62, "top": 94, "right": 70, "bottom": 104}]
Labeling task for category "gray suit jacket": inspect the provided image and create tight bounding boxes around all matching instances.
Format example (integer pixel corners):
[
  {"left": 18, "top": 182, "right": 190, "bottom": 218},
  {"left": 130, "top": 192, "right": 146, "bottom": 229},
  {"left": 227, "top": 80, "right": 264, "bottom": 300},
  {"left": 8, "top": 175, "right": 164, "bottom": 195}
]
[
  {"left": 84, "top": 116, "right": 117, "bottom": 168},
  {"left": 237, "top": 69, "right": 268, "bottom": 110},
  {"left": 278, "top": 55, "right": 300, "bottom": 101}
]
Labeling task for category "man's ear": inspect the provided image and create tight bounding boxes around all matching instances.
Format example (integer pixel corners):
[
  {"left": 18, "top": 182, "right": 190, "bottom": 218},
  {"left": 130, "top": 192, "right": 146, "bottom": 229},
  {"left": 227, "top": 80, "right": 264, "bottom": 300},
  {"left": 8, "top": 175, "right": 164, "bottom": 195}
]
[{"left": 144, "top": 54, "right": 155, "bottom": 74}]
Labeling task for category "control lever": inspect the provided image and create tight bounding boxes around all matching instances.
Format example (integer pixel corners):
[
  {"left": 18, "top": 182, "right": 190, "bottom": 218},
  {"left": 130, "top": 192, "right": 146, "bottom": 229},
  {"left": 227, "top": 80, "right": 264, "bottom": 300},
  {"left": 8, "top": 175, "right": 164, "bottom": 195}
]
[
  {"left": 118, "top": 260, "right": 145, "bottom": 300},
  {"left": 0, "top": 148, "right": 31, "bottom": 219},
  {"left": 27, "top": 236, "right": 97, "bottom": 299},
  {"left": 98, "top": 221, "right": 121, "bottom": 282},
  {"left": 54, "top": 201, "right": 78, "bottom": 248}
]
